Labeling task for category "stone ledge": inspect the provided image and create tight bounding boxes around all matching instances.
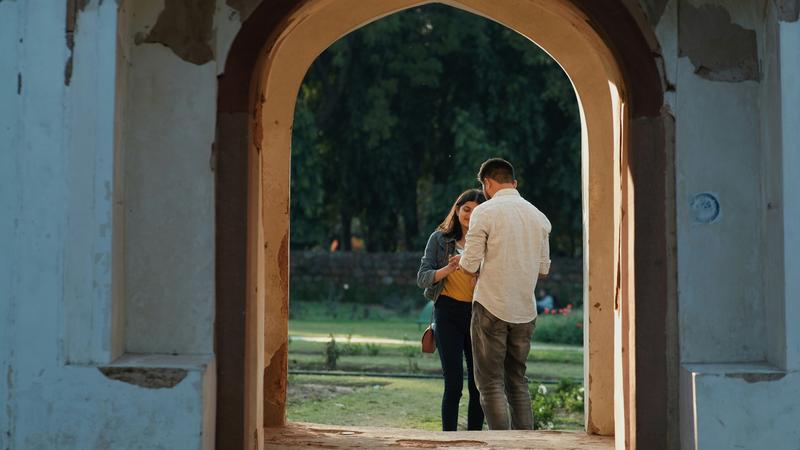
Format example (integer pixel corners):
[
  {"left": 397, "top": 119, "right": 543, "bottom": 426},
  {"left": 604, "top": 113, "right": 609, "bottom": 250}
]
[
  {"left": 97, "top": 354, "right": 215, "bottom": 389},
  {"left": 683, "top": 362, "right": 787, "bottom": 382},
  {"left": 105, "top": 353, "right": 215, "bottom": 370}
]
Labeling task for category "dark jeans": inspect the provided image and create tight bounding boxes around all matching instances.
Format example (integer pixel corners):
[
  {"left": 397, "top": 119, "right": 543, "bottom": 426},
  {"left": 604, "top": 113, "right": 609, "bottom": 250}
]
[
  {"left": 433, "top": 295, "right": 485, "bottom": 431},
  {"left": 470, "top": 301, "right": 536, "bottom": 430}
]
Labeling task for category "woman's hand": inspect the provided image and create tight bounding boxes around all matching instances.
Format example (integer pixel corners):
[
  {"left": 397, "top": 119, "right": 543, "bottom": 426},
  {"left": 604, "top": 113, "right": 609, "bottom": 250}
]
[
  {"left": 433, "top": 255, "right": 460, "bottom": 283},
  {"left": 447, "top": 254, "right": 461, "bottom": 270}
]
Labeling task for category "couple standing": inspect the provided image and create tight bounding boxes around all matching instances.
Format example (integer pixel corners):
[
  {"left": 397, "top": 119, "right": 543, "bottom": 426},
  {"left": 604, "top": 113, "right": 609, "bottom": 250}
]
[{"left": 417, "top": 158, "right": 552, "bottom": 431}]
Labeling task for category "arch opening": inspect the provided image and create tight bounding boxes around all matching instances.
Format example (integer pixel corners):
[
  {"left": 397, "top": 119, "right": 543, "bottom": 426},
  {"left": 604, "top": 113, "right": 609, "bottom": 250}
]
[
  {"left": 286, "top": 2, "right": 584, "bottom": 431},
  {"left": 215, "top": 1, "right": 674, "bottom": 448}
]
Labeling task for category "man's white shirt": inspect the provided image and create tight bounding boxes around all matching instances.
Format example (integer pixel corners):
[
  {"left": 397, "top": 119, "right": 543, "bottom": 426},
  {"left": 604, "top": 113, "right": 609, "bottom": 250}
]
[{"left": 459, "top": 188, "right": 551, "bottom": 323}]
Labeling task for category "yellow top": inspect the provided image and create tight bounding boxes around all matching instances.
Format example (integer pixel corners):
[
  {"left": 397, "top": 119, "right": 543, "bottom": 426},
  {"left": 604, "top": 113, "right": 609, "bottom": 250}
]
[{"left": 440, "top": 266, "right": 475, "bottom": 302}]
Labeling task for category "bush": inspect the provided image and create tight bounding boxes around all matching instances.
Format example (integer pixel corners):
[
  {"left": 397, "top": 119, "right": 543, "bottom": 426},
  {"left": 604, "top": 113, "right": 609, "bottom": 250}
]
[
  {"left": 401, "top": 345, "right": 419, "bottom": 358},
  {"left": 534, "top": 307, "right": 583, "bottom": 345},
  {"left": 325, "top": 335, "right": 341, "bottom": 369},
  {"left": 529, "top": 379, "right": 585, "bottom": 430},
  {"left": 340, "top": 342, "right": 364, "bottom": 355},
  {"left": 365, "top": 343, "right": 381, "bottom": 356},
  {"left": 531, "top": 384, "right": 557, "bottom": 429}
]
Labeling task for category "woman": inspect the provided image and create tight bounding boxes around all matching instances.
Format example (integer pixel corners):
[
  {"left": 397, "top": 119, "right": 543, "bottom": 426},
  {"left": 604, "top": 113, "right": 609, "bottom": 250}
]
[{"left": 417, "top": 188, "right": 486, "bottom": 431}]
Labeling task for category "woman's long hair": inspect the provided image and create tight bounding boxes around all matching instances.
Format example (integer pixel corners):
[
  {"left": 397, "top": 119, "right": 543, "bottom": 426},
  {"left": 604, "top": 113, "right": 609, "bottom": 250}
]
[{"left": 437, "top": 189, "right": 486, "bottom": 241}]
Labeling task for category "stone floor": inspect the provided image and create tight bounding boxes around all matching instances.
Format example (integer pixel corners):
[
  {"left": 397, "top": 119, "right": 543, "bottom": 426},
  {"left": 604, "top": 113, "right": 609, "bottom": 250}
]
[{"left": 264, "top": 423, "right": 615, "bottom": 449}]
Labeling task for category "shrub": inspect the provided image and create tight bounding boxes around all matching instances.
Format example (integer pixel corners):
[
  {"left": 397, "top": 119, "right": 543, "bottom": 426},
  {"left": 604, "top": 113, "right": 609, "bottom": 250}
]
[
  {"left": 534, "top": 307, "right": 583, "bottom": 345},
  {"left": 340, "top": 342, "right": 364, "bottom": 356},
  {"left": 530, "top": 384, "right": 557, "bottom": 429},
  {"left": 401, "top": 345, "right": 419, "bottom": 358},
  {"left": 556, "top": 379, "right": 584, "bottom": 413},
  {"left": 530, "top": 378, "right": 585, "bottom": 429},
  {"left": 365, "top": 343, "right": 381, "bottom": 356},
  {"left": 325, "top": 334, "right": 341, "bottom": 369}
]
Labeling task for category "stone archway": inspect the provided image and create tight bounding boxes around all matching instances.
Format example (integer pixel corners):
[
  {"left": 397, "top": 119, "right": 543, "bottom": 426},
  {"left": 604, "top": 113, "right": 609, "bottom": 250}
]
[{"left": 215, "top": 1, "right": 675, "bottom": 449}]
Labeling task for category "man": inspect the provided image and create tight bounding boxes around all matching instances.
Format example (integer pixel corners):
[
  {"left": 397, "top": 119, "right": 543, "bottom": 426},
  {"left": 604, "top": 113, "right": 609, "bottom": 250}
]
[{"left": 454, "top": 157, "right": 551, "bottom": 430}]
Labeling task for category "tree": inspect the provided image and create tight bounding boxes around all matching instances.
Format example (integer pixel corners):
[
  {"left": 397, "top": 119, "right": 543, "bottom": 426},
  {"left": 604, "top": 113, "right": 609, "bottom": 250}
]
[{"left": 290, "top": 4, "right": 582, "bottom": 256}]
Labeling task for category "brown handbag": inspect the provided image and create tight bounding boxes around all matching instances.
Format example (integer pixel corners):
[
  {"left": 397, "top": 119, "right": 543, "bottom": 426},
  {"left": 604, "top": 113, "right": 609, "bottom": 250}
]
[{"left": 421, "top": 323, "right": 435, "bottom": 353}]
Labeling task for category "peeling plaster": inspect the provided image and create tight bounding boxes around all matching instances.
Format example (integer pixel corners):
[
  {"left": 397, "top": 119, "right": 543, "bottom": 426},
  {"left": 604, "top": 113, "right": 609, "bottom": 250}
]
[
  {"left": 774, "top": 0, "right": 800, "bottom": 22},
  {"left": 725, "top": 372, "right": 786, "bottom": 383},
  {"left": 64, "top": 0, "right": 91, "bottom": 85},
  {"left": 263, "top": 342, "right": 288, "bottom": 425},
  {"left": 225, "top": 0, "right": 262, "bottom": 22},
  {"left": 137, "top": 0, "right": 215, "bottom": 65},
  {"left": 679, "top": 1, "right": 760, "bottom": 82},
  {"left": 640, "top": 0, "right": 670, "bottom": 26},
  {"left": 98, "top": 367, "right": 188, "bottom": 389}
]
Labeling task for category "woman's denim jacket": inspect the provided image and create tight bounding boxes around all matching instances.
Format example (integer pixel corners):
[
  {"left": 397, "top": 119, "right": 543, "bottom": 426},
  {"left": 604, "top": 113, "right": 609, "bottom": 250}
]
[{"left": 417, "top": 230, "right": 456, "bottom": 301}]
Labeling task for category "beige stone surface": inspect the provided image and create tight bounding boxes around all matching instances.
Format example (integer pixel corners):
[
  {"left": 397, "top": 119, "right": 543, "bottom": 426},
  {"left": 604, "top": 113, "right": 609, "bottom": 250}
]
[
  {"left": 248, "top": 0, "right": 623, "bottom": 439},
  {"left": 263, "top": 423, "right": 614, "bottom": 449}
]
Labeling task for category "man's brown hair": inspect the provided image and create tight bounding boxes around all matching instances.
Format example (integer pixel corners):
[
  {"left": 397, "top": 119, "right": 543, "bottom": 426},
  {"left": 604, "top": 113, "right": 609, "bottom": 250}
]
[{"left": 477, "top": 158, "right": 515, "bottom": 183}]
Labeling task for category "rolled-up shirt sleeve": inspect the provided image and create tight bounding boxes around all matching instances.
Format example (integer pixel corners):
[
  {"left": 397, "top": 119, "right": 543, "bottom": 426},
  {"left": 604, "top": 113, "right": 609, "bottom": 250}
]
[
  {"left": 539, "top": 231, "right": 551, "bottom": 275},
  {"left": 460, "top": 208, "right": 488, "bottom": 274}
]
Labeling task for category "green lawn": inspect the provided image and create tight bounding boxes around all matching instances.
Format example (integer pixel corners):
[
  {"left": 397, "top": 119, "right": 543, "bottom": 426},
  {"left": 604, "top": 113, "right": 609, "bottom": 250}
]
[
  {"left": 287, "top": 301, "right": 585, "bottom": 430},
  {"left": 289, "top": 300, "right": 584, "bottom": 341},
  {"left": 289, "top": 352, "right": 582, "bottom": 380},
  {"left": 287, "top": 374, "right": 583, "bottom": 431},
  {"left": 288, "top": 374, "right": 443, "bottom": 430},
  {"left": 289, "top": 320, "right": 423, "bottom": 342}
]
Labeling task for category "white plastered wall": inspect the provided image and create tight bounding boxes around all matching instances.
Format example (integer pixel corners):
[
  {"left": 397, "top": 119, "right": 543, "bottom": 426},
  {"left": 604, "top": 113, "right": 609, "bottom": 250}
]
[
  {"left": 0, "top": 1, "right": 236, "bottom": 448},
  {"left": 674, "top": 0, "right": 766, "bottom": 364},
  {"left": 122, "top": 10, "right": 216, "bottom": 355},
  {"left": 4, "top": 0, "right": 800, "bottom": 448},
  {"left": 779, "top": 10, "right": 800, "bottom": 376},
  {"left": 120, "top": 0, "right": 246, "bottom": 356},
  {"left": 667, "top": 1, "right": 800, "bottom": 448}
]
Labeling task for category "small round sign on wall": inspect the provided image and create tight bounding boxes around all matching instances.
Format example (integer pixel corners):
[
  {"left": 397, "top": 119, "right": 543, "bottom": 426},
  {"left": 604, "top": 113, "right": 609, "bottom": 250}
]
[{"left": 690, "top": 192, "right": 720, "bottom": 224}]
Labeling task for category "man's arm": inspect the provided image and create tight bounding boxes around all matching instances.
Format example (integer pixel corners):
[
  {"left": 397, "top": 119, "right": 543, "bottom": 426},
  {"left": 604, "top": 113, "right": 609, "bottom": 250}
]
[
  {"left": 459, "top": 208, "right": 488, "bottom": 275},
  {"left": 538, "top": 230, "right": 551, "bottom": 279}
]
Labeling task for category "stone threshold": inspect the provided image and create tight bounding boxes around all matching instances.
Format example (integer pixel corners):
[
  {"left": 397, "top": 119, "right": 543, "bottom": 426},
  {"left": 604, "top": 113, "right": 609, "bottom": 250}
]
[{"left": 264, "top": 422, "right": 614, "bottom": 449}]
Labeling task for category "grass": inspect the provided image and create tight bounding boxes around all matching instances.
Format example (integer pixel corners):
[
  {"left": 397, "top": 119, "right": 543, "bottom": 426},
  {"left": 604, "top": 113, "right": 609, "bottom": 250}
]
[
  {"left": 289, "top": 339, "right": 582, "bottom": 361},
  {"left": 289, "top": 292, "right": 586, "bottom": 345},
  {"left": 287, "top": 374, "right": 584, "bottom": 431},
  {"left": 289, "top": 352, "right": 582, "bottom": 380},
  {"left": 287, "top": 300, "right": 585, "bottom": 430},
  {"left": 289, "top": 320, "right": 423, "bottom": 342},
  {"left": 288, "top": 301, "right": 584, "bottom": 380},
  {"left": 287, "top": 374, "right": 443, "bottom": 430}
]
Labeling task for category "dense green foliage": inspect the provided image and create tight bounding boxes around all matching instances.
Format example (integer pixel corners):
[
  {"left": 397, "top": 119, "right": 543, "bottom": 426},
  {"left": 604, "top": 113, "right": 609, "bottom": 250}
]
[
  {"left": 534, "top": 308, "right": 584, "bottom": 345},
  {"left": 530, "top": 378, "right": 585, "bottom": 430},
  {"left": 291, "top": 4, "right": 580, "bottom": 255}
]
